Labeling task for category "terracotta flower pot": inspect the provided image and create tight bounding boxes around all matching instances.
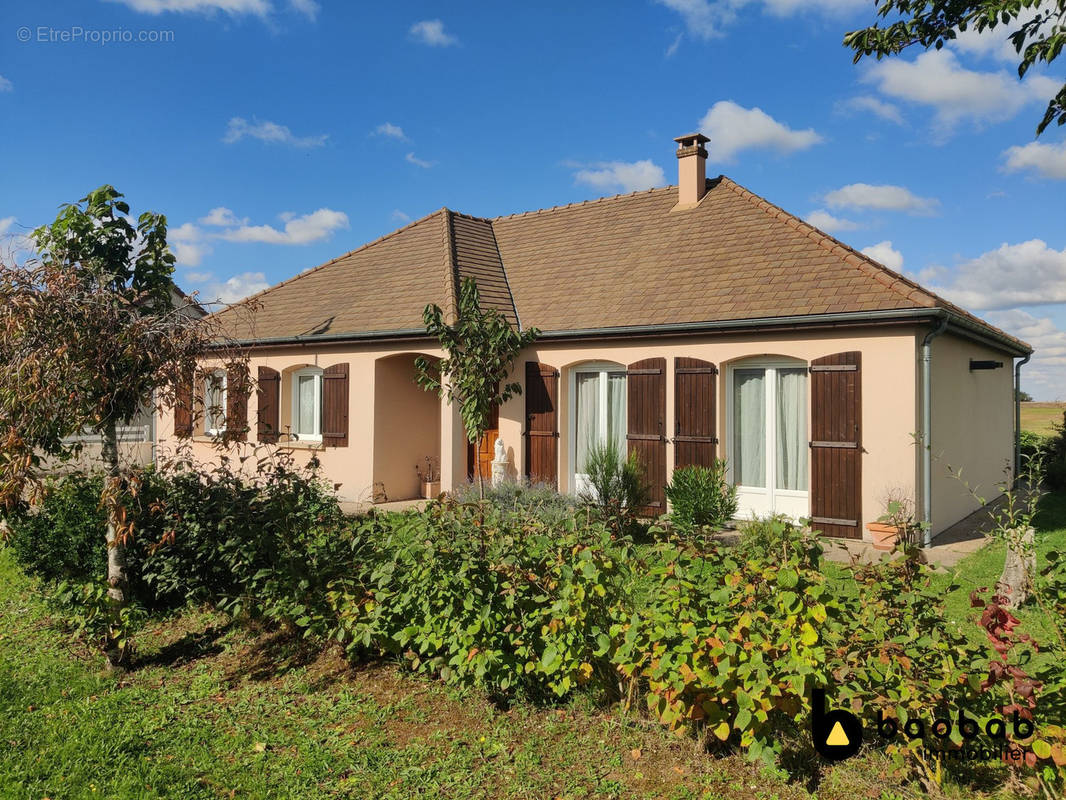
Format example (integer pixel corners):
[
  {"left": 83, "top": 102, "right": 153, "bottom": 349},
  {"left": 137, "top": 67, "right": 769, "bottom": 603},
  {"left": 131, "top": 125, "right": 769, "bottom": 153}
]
[
  {"left": 866, "top": 522, "right": 902, "bottom": 552},
  {"left": 421, "top": 480, "right": 440, "bottom": 499}
]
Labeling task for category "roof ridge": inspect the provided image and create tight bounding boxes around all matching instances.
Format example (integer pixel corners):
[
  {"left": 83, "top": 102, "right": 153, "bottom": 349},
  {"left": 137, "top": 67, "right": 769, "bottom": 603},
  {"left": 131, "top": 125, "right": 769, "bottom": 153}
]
[
  {"left": 716, "top": 175, "right": 1028, "bottom": 350},
  {"left": 491, "top": 184, "right": 676, "bottom": 222},
  {"left": 210, "top": 207, "right": 449, "bottom": 320},
  {"left": 440, "top": 208, "right": 459, "bottom": 325},
  {"left": 716, "top": 176, "right": 938, "bottom": 310}
]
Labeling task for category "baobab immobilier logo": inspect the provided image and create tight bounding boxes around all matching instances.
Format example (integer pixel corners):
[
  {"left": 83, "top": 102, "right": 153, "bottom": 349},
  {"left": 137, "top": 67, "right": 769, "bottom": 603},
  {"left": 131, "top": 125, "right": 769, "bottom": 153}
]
[{"left": 811, "top": 687, "right": 1036, "bottom": 763}]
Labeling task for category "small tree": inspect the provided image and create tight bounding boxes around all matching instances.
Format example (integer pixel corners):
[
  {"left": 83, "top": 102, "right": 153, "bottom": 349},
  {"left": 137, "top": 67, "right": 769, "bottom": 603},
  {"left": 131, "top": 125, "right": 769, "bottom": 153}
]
[
  {"left": 0, "top": 185, "right": 245, "bottom": 666},
  {"left": 415, "top": 278, "right": 538, "bottom": 500}
]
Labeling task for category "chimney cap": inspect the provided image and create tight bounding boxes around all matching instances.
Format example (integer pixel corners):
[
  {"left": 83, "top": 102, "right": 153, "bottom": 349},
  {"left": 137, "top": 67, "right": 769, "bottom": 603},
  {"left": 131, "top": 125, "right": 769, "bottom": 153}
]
[{"left": 674, "top": 132, "right": 710, "bottom": 146}]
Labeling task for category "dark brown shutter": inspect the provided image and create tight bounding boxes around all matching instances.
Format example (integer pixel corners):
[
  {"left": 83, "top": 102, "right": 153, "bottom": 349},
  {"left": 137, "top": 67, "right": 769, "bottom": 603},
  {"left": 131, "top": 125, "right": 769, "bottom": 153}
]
[
  {"left": 524, "top": 362, "right": 559, "bottom": 487},
  {"left": 257, "top": 366, "right": 281, "bottom": 443},
  {"left": 193, "top": 373, "right": 206, "bottom": 436},
  {"left": 674, "top": 357, "right": 718, "bottom": 469},
  {"left": 227, "top": 366, "right": 249, "bottom": 442},
  {"left": 810, "top": 351, "right": 862, "bottom": 539},
  {"left": 627, "top": 357, "right": 667, "bottom": 516},
  {"left": 322, "top": 363, "right": 349, "bottom": 447},
  {"left": 174, "top": 372, "right": 193, "bottom": 438}
]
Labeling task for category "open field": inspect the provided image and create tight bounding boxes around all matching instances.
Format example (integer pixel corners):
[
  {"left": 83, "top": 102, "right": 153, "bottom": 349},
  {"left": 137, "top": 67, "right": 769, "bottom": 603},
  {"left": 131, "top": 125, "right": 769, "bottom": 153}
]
[
  {"left": 2, "top": 494, "right": 1065, "bottom": 799},
  {"left": 1021, "top": 402, "right": 1065, "bottom": 435}
]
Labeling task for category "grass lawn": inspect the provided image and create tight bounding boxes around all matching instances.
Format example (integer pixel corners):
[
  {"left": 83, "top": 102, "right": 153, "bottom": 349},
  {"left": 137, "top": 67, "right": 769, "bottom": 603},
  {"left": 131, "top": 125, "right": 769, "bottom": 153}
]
[
  {"left": 1020, "top": 403, "right": 1065, "bottom": 436},
  {"left": 3, "top": 496, "right": 1065, "bottom": 799}
]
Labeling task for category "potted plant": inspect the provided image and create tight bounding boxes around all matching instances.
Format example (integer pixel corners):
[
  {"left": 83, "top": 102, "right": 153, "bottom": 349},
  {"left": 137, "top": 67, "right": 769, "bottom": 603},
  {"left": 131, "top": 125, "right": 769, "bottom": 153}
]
[
  {"left": 416, "top": 456, "right": 440, "bottom": 499},
  {"left": 867, "top": 490, "right": 921, "bottom": 551}
]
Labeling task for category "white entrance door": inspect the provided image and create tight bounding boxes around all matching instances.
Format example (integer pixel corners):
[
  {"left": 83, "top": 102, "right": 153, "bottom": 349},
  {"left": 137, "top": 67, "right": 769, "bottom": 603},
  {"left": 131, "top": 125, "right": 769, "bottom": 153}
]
[
  {"left": 572, "top": 364, "right": 627, "bottom": 497},
  {"left": 729, "top": 362, "right": 809, "bottom": 520}
]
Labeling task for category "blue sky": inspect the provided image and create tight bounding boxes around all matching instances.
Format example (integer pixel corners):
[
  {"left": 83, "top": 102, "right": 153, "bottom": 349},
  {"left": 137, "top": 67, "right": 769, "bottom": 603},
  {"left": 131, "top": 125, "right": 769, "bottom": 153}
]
[{"left": 1, "top": 0, "right": 1064, "bottom": 398}]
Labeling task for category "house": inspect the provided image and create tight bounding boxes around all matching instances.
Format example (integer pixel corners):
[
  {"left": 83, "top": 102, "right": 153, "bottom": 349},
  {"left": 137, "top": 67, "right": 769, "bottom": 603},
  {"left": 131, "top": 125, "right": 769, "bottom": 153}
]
[{"left": 157, "top": 133, "right": 1032, "bottom": 543}]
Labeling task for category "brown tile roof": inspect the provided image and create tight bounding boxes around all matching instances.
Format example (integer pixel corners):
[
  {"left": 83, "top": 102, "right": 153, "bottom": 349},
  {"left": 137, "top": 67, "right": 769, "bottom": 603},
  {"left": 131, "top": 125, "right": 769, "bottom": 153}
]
[{"left": 212, "top": 175, "right": 1029, "bottom": 352}]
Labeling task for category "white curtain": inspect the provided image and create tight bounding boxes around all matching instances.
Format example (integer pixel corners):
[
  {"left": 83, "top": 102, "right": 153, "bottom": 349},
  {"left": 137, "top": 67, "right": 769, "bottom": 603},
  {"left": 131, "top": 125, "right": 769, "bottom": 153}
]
[
  {"left": 607, "top": 372, "right": 627, "bottom": 457},
  {"left": 575, "top": 372, "right": 600, "bottom": 472},
  {"left": 733, "top": 369, "right": 765, "bottom": 487},
  {"left": 296, "top": 374, "right": 316, "bottom": 435},
  {"left": 775, "top": 368, "right": 807, "bottom": 491}
]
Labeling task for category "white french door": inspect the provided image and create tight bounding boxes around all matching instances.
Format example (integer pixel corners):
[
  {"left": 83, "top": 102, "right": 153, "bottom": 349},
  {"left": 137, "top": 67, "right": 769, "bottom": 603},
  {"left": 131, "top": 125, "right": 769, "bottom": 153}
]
[
  {"left": 729, "top": 361, "right": 809, "bottom": 519},
  {"left": 571, "top": 364, "right": 627, "bottom": 497}
]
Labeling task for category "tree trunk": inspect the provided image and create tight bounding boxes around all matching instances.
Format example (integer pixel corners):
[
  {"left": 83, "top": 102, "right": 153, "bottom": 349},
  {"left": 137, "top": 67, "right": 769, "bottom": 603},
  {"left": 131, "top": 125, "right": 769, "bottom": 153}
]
[
  {"left": 998, "top": 525, "right": 1035, "bottom": 609},
  {"left": 101, "top": 418, "right": 129, "bottom": 668}
]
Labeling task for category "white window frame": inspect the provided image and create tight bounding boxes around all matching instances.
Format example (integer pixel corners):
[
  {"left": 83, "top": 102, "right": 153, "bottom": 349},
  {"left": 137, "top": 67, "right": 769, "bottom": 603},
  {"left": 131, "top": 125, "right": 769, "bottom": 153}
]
[
  {"left": 204, "top": 369, "right": 227, "bottom": 436},
  {"left": 568, "top": 361, "right": 627, "bottom": 496},
  {"left": 725, "top": 357, "right": 809, "bottom": 519},
  {"left": 290, "top": 367, "right": 324, "bottom": 442}
]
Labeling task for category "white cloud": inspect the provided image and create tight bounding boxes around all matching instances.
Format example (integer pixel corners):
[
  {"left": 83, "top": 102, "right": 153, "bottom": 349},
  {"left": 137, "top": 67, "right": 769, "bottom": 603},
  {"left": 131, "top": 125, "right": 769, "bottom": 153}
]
[
  {"left": 409, "top": 19, "right": 458, "bottom": 46},
  {"left": 925, "top": 239, "right": 1066, "bottom": 310},
  {"left": 985, "top": 308, "right": 1066, "bottom": 401},
  {"left": 657, "top": 0, "right": 865, "bottom": 38},
  {"left": 169, "top": 222, "right": 211, "bottom": 266},
  {"left": 0, "top": 217, "right": 15, "bottom": 236},
  {"left": 186, "top": 271, "right": 271, "bottom": 305},
  {"left": 573, "top": 160, "right": 666, "bottom": 193},
  {"left": 405, "top": 152, "right": 435, "bottom": 169},
  {"left": 373, "top": 122, "right": 407, "bottom": 140},
  {"left": 105, "top": 0, "right": 272, "bottom": 15},
  {"left": 665, "top": 32, "right": 683, "bottom": 57},
  {"left": 862, "top": 49, "right": 1060, "bottom": 134},
  {"left": 218, "top": 208, "right": 348, "bottom": 245},
  {"left": 699, "top": 101, "right": 822, "bottom": 163},
  {"left": 860, "top": 240, "right": 904, "bottom": 271},
  {"left": 837, "top": 95, "right": 904, "bottom": 125},
  {"left": 823, "top": 183, "right": 939, "bottom": 215},
  {"left": 223, "top": 117, "right": 328, "bottom": 148},
  {"left": 391, "top": 209, "right": 411, "bottom": 223},
  {"left": 288, "top": 0, "right": 318, "bottom": 20},
  {"left": 806, "top": 209, "right": 860, "bottom": 233},
  {"left": 0, "top": 75, "right": 12, "bottom": 92},
  {"left": 1002, "top": 140, "right": 1066, "bottom": 180},
  {"left": 198, "top": 207, "right": 247, "bottom": 227}
]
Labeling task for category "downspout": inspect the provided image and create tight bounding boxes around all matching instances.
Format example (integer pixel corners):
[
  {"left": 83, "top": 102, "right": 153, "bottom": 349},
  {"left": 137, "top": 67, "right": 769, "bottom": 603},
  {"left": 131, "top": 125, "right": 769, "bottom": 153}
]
[
  {"left": 921, "top": 314, "right": 949, "bottom": 547},
  {"left": 1014, "top": 353, "right": 1032, "bottom": 487}
]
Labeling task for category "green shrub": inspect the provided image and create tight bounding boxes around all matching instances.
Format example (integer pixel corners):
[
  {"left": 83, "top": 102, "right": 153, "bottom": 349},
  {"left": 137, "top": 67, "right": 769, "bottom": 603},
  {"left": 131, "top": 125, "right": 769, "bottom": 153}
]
[
  {"left": 4, "top": 472, "right": 107, "bottom": 584},
  {"left": 664, "top": 462, "right": 738, "bottom": 532},
  {"left": 328, "top": 499, "right": 630, "bottom": 699},
  {"left": 578, "top": 439, "right": 649, "bottom": 534},
  {"left": 50, "top": 579, "right": 148, "bottom": 660},
  {"left": 450, "top": 479, "right": 580, "bottom": 527}
]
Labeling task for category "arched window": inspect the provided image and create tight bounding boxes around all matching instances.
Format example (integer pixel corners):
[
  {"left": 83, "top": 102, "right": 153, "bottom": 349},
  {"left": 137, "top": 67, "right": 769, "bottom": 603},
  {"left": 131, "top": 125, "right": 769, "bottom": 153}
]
[
  {"left": 291, "top": 366, "right": 324, "bottom": 441},
  {"left": 727, "top": 357, "right": 808, "bottom": 519},
  {"left": 569, "top": 362, "right": 627, "bottom": 496},
  {"left": 204, "top": 369, "right": 228, "bottom": 436}
]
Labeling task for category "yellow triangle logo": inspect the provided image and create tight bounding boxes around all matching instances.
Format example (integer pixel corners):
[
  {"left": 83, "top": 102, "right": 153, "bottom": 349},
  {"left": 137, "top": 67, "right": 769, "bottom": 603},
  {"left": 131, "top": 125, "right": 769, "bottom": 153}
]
[{"left": 826, "top": 721, "right": 850, "bottom": 747}]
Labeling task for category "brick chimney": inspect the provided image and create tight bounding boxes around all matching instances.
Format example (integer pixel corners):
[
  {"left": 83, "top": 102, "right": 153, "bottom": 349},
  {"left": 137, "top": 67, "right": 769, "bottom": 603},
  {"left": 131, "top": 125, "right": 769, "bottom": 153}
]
[{"left": 674, "top": 132, "right": 709, "bottom": 206}]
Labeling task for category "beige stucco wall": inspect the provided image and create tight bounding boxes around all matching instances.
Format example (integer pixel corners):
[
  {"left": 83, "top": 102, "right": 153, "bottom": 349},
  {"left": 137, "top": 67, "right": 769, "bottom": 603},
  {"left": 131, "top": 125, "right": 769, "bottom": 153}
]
[
  {"left": 373, "top": 354, "right": 441, "bottom": 501},
  {"left": 155, "top": 342, "right": 459, "bottom": 505},
  {"left": 496, "top": 326, "right": 920, "bottom": 539},
  {"left": 927, "top": 333, "right": 1015, "bottom": 534},
  {"left": 155, "top": 325, "right": 1015, "bottom": 539}
]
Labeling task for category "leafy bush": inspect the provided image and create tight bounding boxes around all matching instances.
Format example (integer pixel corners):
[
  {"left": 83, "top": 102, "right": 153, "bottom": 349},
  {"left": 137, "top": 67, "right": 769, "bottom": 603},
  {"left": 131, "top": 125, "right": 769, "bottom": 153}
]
[
  {"left": 328, "top": 499, "right": 629, "bottom": 700},
  {"left": 664, "top": 462, "right": 738, "bottom": 532},
  {"left": 4, "top": 472, "right": 107, "bottom": 584},
  {"left": 578, "top": 439, "right": 648, "bottom": 534},
  {"left": 450, "top": 479, "right": 580, "bottom": 527},
  {"left": 1043, "top": 412, "right": 1066, "bottom": 492},
  {"left": 50, "top": 579, "right": 148, "bottom": 661}
]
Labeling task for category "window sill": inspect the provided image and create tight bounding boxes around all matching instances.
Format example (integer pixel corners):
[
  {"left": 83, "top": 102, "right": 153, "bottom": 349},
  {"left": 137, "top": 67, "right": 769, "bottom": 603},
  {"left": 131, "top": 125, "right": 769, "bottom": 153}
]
[
  {"left": 191, "top": 434, "right": 224, "bottom": 443},
  {"left": 278, "top": 439, "right": 325, "bottom": 451}
]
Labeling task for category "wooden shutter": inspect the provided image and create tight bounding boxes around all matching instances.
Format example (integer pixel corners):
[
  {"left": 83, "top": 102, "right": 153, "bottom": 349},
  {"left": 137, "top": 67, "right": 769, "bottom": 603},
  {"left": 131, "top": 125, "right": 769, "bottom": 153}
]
[
  {"left": 810, "top": 351, "right": 862, "bottom": 539},
  {"left": 174, "top": 372, "right": 193, "bottom": 438},
  {"left": 524, "top": 362, "right": 559, "bottom": 487},
  {"left": 193, "top": 372, "right": 206, "bottom": 436},
  {"left": 674, "top": 357, "right": 718, "bottom": 469},
  {"left": 627, "top": 357, "right": 667, "bottom": 516},
  {"left": 322, "top": 363, "right": 349, "bottom": 447},
  {"left": 226, "top": 366, "right": 249, "bottom": 442},
  {"left": 257, "top": 366, "right": 281, "bottom": 443}
]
